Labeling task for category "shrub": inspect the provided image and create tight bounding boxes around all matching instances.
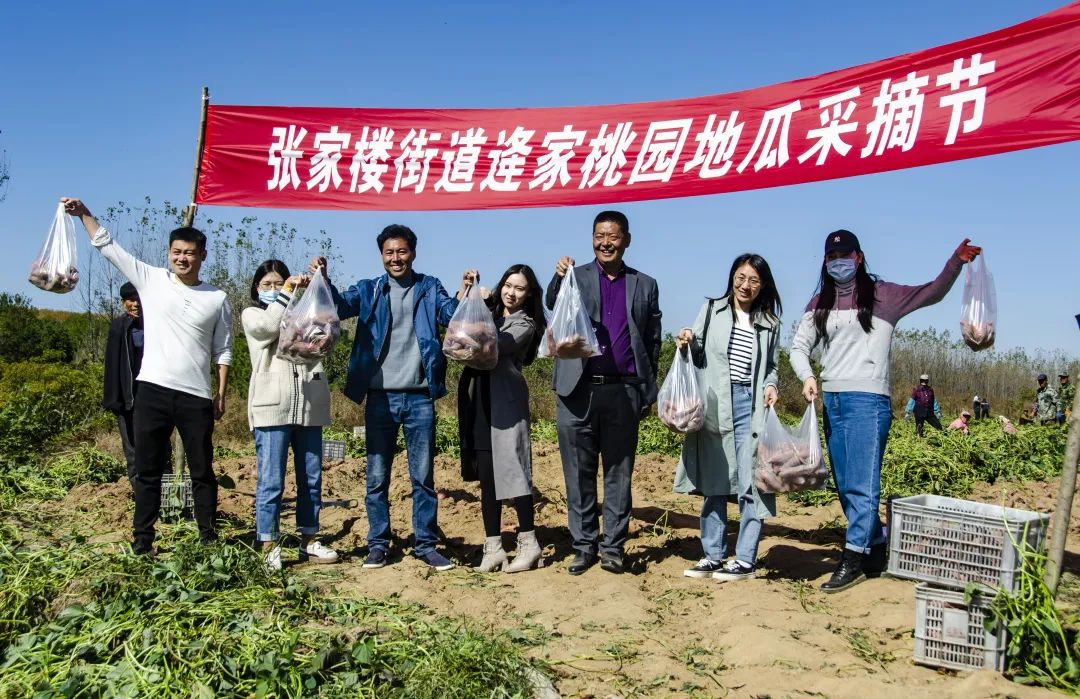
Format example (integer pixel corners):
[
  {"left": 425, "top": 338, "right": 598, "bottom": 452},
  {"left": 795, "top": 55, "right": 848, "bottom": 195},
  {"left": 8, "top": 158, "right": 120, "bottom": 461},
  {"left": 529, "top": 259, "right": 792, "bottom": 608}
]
[
  {"left": 0, "top": 362, "right": 104, "bottom": 461},
  {"left": 0, "top": 293, "right": 76, "bottom": 363}
]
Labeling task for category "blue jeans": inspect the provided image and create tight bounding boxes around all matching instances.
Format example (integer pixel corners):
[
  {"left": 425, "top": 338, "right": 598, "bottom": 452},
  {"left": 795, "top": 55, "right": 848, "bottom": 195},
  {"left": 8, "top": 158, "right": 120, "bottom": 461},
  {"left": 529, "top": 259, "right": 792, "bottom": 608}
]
[
  {"left": 253, "top": 425, "right": 323, "bottom": 542},
  {"left": 700, "top": 383, "right": 763, "bottom": 565},
  {"left": 365, "top": 390, "right": 438, "bottom": 556},
  {"left": 822, "top": 391, "right": 892, "bottom": 553}
]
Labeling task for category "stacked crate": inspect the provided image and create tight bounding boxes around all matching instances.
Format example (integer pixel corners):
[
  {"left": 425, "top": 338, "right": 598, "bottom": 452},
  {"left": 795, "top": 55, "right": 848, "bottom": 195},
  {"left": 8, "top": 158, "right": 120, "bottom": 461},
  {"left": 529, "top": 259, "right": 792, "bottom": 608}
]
[{"left": 886, "top": 494, "right": 1049, "bottom": 671}]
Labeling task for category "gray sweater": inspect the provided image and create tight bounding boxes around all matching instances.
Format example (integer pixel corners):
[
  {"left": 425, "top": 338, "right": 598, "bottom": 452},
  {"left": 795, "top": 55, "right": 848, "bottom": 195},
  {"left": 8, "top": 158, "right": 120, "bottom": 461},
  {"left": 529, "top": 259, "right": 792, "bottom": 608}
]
[
  {"left": 790, "top": 254, "right": 964, "bottom": 396},
  {"left": 371, "top": 275, "right": 427, "bottom": 391}
]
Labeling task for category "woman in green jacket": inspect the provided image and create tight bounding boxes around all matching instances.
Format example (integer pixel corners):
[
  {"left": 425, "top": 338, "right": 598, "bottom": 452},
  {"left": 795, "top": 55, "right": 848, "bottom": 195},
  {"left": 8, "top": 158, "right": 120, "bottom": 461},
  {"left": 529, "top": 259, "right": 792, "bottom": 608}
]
[{"left": 673, "top": 254, "right": 782, "bottom": 582}]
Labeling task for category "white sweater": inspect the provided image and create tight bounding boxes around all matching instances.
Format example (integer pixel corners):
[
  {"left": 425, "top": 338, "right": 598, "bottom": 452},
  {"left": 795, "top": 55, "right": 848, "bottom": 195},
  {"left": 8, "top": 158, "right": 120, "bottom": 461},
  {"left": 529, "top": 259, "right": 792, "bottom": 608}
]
[
  {"left": 92, "top": 229, "right": 232, "bottom": 400},
  {"left": 241, "top": 291, "right": 331, "bottom": 429}
]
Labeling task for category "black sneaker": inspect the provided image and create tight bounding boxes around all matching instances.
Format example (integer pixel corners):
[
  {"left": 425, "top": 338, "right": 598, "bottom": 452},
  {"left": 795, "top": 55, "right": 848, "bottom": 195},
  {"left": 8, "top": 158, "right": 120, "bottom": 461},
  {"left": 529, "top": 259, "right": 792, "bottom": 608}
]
[
  {"left": 820, "top": 549, "right": 867, "bottom": 594},
  {"left": 362, "top": 548, "right": 389, "bottom": 569},
  {"left": 683, "top": 558, "right": 724, "bottom": 578},
  {"left": 417, "top": 550, "right": 455, "bottom": 571},
  {"left": 712, "top": 559, "right": 756, "bottom": 582},
  {"left": 863, "top": 543, "right": 888, "bottom": 578}
]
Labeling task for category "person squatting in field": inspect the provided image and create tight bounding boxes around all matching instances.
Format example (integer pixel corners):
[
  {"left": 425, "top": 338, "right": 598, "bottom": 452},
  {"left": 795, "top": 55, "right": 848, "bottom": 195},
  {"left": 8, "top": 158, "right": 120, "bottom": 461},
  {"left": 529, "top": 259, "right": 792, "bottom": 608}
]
[
  {"left": 311, "top": 225, "right": 475, "bottom": 572},
  {"left": 63, "top": 197, "right": 233, "bottom": 555},
  {"left": 241, "top": 260, "right": 338, "bottom": 571},
  {"left": 672, "top": 254, "right": 782, "bottom": 583},
  {"left": 790, "top": 229, "right": 981, "bottom": 593}
]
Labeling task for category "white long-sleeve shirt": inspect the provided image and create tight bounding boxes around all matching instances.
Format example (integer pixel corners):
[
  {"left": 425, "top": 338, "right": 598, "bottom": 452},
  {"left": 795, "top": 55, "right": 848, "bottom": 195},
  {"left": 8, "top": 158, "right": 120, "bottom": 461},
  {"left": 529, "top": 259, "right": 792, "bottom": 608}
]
[{"left": 92, "top": 228, "right": 232, "bottom": 400}]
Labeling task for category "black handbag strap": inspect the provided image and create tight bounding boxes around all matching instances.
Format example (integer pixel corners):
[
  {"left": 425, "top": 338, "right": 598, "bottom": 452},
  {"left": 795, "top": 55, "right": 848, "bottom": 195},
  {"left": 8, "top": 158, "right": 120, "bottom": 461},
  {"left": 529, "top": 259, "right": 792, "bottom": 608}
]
[{"left": 696, "top": 299, "right": 716, "bottom": 368}]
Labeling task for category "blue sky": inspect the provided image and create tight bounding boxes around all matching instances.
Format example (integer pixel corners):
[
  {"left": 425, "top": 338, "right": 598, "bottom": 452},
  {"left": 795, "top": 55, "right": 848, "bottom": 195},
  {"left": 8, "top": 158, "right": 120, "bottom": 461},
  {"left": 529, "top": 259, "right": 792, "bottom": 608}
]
[{"left": 1, "top": 1, "right": 1076, "bottom": 354}]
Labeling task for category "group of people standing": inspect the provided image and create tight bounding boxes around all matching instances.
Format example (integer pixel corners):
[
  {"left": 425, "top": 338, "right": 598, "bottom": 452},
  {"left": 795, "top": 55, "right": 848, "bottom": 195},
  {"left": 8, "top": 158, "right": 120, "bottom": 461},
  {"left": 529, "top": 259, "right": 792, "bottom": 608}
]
[{"left": 70, "top": 194, "right": 982, "bottom": 594}]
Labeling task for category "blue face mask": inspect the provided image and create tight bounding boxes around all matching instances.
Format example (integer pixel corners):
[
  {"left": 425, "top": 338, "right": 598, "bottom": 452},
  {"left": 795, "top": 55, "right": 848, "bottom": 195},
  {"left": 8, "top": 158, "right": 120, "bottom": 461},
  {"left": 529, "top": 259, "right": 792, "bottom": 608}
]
[
  {"left": 826, "top": 258, "right": 858, "bottom": 284},
  {"left": 258, "top": 290, "right": 280, "bottom": 305}
]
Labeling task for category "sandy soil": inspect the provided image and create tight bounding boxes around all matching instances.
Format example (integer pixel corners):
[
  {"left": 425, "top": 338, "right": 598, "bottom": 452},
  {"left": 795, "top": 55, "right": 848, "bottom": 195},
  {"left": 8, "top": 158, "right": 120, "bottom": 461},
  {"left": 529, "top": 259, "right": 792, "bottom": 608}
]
[{"left": 57, "top": 438, "right": 1075, "bottom": 699}]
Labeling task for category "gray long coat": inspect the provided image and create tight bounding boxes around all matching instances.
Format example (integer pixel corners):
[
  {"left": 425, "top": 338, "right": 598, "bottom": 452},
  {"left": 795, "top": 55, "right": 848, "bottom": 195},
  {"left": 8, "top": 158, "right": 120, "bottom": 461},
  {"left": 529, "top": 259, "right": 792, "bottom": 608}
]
[
  {"left": 458, "top": 310, "right": 536, "bottom": 500},
  {"left": 672, "top": 297, "right": 781, "bottom": 519}
]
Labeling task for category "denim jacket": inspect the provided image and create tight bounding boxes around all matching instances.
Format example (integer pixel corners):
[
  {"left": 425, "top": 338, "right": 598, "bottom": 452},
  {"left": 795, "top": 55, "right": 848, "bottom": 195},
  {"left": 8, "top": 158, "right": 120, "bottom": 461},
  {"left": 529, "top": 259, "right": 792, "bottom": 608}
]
[{"left": 330, "top": 272, "right": 459, "bottom": 405}]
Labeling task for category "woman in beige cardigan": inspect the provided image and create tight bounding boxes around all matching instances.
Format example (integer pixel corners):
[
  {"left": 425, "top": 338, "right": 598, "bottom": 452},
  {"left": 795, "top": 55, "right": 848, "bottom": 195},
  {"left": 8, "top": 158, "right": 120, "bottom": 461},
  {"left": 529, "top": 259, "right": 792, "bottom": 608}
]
[{"left": 242, "top": 260, "right": 338, "bottom": 570}]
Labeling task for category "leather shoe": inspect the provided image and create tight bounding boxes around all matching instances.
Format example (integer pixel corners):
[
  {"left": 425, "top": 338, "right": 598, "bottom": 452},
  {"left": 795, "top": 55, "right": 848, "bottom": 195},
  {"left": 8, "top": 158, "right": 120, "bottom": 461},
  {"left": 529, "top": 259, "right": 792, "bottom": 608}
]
[
  {"left": 568, "top": 552, "right": 597, "bottom": 576},
  {"left": 600, "top": 552, "right": 624, "bottom": 574}
]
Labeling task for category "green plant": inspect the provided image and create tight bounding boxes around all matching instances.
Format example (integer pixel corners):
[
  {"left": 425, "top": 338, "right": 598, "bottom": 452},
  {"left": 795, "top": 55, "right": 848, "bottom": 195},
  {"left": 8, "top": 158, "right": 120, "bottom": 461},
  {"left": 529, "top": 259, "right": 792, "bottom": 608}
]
[
  {"left": 987, "top": 546, "right": 1080, "bottom": 692},
  {"left": 0, "top": 362, "right": 105, "bottom": 462},
  {"left": 0, "top": 531, "right": 546, "bottom": 698}
]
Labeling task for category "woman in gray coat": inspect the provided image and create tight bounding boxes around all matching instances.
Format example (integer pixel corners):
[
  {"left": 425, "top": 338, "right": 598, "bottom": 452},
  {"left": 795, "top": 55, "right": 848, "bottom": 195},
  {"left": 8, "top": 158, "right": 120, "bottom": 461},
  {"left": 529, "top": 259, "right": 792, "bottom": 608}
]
[
  {"left": 673, "top": 254, "right": 782, "bottom": 582},
  {"left": 458, "top": 264, "right": 547, "bottom": 573}
]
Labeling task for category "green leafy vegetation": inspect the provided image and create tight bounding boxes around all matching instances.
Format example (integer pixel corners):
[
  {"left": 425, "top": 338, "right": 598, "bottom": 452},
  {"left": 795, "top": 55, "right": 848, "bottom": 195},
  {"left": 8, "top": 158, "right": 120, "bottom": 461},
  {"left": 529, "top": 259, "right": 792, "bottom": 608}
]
[
  {"left": 0, "top": 529, "right": 544, "bottom": 698},
  {"left": 987, "top": 546, "right": 1080, "bottom": 693}
]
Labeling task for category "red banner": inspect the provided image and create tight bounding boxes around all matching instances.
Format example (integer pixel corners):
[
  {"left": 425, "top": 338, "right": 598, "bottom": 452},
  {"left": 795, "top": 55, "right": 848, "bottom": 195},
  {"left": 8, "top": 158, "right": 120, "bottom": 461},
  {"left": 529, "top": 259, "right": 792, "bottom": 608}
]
[{"left": 196, "top": 4, "right": 1080, "bottom": 211}]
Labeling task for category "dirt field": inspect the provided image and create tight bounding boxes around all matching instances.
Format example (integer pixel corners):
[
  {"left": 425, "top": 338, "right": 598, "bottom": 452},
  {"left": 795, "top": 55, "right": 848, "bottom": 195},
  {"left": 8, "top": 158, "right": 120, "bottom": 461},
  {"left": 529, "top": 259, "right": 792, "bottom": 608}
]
[{"left": 58, "top": 438, "right": 1077, "bottom": 699}]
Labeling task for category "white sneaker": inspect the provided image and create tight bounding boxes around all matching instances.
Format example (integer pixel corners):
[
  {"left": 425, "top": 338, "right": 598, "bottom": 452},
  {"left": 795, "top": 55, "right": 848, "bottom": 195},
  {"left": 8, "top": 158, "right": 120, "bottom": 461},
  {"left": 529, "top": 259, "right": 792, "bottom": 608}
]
[
  {"left": 264, "top": 546, "right": 283, "bottom": 571},
  {"left": 299, "top": 540, "right": 339, "bottom": 564}
]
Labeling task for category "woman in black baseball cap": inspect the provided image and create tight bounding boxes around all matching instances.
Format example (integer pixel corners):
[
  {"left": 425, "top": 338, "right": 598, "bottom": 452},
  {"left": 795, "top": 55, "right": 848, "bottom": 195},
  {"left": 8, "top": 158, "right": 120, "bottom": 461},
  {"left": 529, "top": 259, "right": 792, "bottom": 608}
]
[{"left": 789, "top": 229, "right": 980, "bottom": 593}]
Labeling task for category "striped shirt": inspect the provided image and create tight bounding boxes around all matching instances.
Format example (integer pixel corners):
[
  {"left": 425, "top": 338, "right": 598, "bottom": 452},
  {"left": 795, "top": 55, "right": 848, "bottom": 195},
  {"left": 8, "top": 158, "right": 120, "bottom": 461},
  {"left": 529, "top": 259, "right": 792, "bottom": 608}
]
[{"left": 728, "top": 309, "right": 754, "bottom": 385}]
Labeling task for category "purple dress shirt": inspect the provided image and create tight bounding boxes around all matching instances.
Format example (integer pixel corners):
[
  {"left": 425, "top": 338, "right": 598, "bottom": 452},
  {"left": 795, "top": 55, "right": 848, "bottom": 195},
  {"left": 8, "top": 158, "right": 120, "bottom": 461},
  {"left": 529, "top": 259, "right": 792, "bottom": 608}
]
[{"left": 588, "top": 263, "right": 636, "bottom": 377}]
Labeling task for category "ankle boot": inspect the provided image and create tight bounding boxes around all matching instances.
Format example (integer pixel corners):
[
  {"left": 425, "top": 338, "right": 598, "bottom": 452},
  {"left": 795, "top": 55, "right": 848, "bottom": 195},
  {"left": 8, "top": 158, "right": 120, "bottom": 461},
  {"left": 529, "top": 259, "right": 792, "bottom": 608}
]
[
  {"left": 820, "top": 548, "right": 867, "bottom": 594},
  {"left": 505, "top": 530, "right": 543, "bottom": 573},
  {"left": 477, "top": 536, "right": 508, "bottom": 572}
]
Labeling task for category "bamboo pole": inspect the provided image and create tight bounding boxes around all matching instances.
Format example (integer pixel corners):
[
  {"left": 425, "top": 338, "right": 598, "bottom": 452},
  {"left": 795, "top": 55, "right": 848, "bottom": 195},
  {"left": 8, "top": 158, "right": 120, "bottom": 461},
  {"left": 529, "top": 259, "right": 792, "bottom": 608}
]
[
  {"left": 1045, "top": 387, "right": 1080, "bottom": 595},
  {"left": 174, "top": 87, "right": 210, "bottom": 476},
  {"left": 182, "top": 87, "right": 210, "bottom": 228}
]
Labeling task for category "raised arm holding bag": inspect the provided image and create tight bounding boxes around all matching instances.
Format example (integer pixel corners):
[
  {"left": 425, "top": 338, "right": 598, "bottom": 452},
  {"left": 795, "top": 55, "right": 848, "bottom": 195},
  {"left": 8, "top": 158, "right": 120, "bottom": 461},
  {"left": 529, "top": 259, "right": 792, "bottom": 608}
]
[
  {"left": 276, "top": 268, "right": 341, "bottom": 364},
  {"left": 539, "top": 269, "right": 601, "bottom": 360},
  {"left": 28, "top": 203, "right": 79, "bottom": 293}
]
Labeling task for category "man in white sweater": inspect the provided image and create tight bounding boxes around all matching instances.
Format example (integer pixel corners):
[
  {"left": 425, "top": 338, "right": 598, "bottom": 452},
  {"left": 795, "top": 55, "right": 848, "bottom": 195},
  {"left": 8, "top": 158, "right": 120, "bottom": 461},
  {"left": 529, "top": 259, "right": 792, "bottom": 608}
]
[{"left": 62, "top": 198, "right": 232, "bottom": 554}]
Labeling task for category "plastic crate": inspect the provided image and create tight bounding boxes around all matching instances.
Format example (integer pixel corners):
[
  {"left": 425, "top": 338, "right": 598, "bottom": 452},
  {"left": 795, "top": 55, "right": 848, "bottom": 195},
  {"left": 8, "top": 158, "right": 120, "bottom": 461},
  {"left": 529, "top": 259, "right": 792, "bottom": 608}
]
[
  {"left": 160, "top": 473, "right": 194, "bottom": 514},
  {"left": 323, "top": 439, "right": 346, "bottom": 462},
  {"left": 887, "top": 494, "right": 1048, "bottom": 591},
  {"left": 913, "top": 583, "right": 1005, "bottom": 672}
]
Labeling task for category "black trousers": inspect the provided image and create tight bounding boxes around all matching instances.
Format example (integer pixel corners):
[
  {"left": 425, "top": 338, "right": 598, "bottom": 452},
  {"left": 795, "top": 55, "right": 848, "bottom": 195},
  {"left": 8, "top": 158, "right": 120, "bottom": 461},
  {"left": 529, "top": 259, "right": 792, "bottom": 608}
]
[
  {"left": 132, "top": 382, "right": 217, "bottom": 548},
  {"left": 475, "top": 450, "right": 534, "bottom": 538},
  {"left": 915, "top": 413, "right": 942, "bottom": 437},
  {"left": 555, "top": 382, "right": 641, "bottom": 557},
  {"left": 117, "top": 408, "right": 172, "bottom": 489}
]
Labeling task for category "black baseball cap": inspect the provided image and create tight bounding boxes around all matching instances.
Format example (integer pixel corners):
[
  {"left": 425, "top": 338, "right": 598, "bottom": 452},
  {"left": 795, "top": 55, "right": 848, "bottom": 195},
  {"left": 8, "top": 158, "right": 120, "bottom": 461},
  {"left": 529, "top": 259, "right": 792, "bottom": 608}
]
[
  {"left": 824, "top": 229, "right": 861, "bottom": 255},
  {"left": 1037, "top": 373, "right": 1048, "bottom": 382},
  {"left": 119, "top": 282, "right": 138, "bottom": 301}
]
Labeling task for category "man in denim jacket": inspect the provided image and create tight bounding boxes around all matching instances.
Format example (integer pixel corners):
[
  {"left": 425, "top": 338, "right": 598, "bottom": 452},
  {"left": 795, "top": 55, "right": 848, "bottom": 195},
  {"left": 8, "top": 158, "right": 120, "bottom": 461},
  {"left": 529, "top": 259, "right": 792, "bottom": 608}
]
[{"left": 312, "top": 225, "right": 474, "bottom": 571}]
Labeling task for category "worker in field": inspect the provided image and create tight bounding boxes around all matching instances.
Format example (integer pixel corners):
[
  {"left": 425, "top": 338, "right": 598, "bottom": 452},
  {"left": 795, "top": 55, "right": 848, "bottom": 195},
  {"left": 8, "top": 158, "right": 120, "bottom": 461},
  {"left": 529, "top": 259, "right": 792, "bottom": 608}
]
[
  {"left": 904, "top": 374, "right": 942, "bottom": 436},
  {"left": 948, "top": 410, "right": 971, "bottom": 434},
  {"left": 1059, "top": 372, "right": 1074, "bottom": 424},
  {"left": 1034, "top": 373, "right": 1059, "bottom": 425}
]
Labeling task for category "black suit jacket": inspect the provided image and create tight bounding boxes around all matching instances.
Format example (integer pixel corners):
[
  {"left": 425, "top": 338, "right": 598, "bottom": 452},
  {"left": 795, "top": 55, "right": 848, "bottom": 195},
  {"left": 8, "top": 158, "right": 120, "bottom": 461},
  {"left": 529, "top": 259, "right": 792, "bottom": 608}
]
[{"left": 545, "top": 261, "right": 662, "bottom": 406}]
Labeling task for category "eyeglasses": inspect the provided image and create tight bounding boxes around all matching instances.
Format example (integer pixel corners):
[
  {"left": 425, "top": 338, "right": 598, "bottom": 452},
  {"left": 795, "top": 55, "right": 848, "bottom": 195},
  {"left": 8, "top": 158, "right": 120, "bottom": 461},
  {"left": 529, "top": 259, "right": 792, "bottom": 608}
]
[
  {"left": 258, "top": 281, "right": 285, "bottom": 290},
  {"left": 733, "top": 275, "right": 762, "bottom": 289}
]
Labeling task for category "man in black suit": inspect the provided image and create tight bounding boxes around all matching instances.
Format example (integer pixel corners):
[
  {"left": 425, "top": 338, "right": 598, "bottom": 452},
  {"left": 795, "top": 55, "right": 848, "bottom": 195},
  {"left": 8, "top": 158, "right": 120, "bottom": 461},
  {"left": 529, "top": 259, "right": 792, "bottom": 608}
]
[{"left": 546, "top": 210, "right": 662, "bottom": 575}]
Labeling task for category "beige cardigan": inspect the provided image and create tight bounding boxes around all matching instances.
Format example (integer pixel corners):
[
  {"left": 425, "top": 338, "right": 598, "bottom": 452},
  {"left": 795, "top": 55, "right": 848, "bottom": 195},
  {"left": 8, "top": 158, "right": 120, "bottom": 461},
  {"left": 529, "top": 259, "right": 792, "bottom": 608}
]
[{"left": 241, "top": 291, "right": 331, "bottom": 430}]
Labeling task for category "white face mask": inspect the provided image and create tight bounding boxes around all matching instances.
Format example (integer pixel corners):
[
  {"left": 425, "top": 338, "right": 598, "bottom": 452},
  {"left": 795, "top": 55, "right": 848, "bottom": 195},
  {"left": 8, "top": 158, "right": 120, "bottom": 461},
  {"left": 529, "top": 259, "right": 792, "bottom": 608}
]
[
  {"left": 826, "top": 258, "right": 858, "bottom": 284},
  {"left": 258, "top": 290, "right": 280, "bottom": 305}
]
